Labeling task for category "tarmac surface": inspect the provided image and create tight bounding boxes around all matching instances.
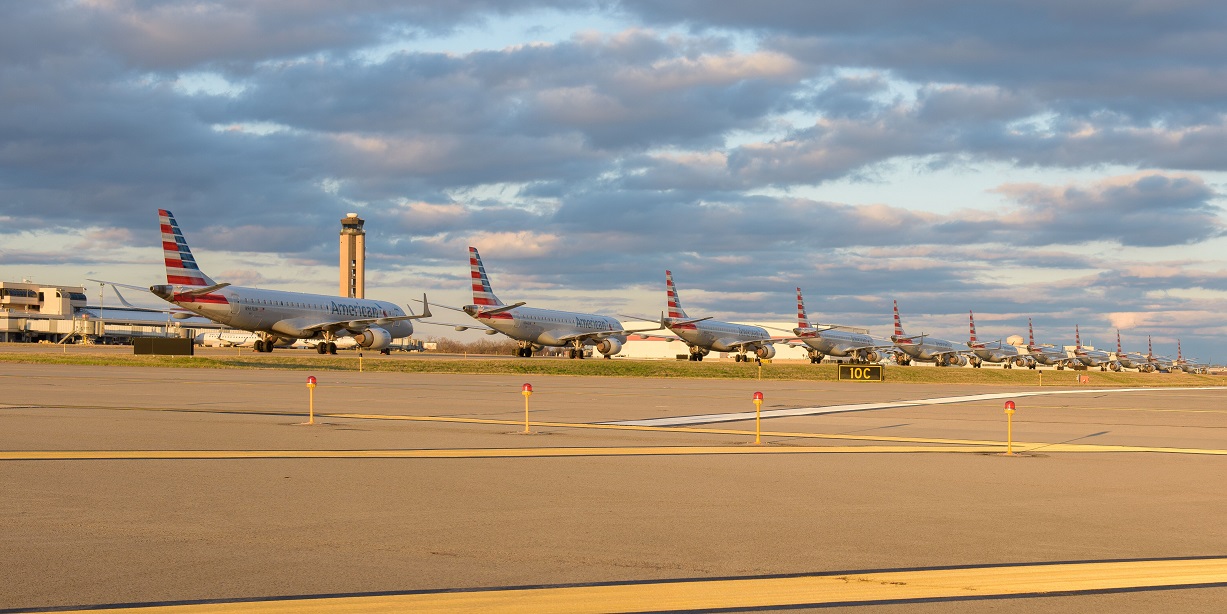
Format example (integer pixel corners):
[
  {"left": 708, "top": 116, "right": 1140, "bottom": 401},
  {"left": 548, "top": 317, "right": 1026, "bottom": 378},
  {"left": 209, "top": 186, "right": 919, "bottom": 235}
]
[{"left": 2, "top": 359, "right": 1226, "bottom": 612}]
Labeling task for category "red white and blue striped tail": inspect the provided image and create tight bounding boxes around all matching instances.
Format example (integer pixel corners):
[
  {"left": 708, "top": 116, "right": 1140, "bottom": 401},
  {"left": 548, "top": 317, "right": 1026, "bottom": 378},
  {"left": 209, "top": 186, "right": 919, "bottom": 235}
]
[
  {"left": 159, "top": 209, "right": 215, "bottom": 287},
  {"left": 468, "top": 247, "right": 503, "bottom": 307},
  {"left": 665, "top": 270, "right": 688, "bottom": 319},
  {"left": 969, "top": 310, "right": 978, "bottom": 344},
  {"left": 796, "top": 287, "right": 811, "bottom": 329},
  {"left": 892, "top": 300, "right": 907, "bottom": 340}
]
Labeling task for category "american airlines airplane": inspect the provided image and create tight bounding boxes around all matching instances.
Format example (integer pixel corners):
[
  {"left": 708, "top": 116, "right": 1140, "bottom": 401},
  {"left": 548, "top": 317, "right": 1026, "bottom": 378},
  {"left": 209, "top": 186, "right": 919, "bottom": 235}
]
[
  {"left": 890, "top": 301, "right": 971, "bottom": 366},
  {"left": 194, "top": 330, "right": 359, "bottom": 351},
  {"left": 150, "top": 210, "right": 430, "bottom": 354},
  {"left": 660, "top": 271, "right": 778, "bottom": 362},
  {"left": 457, "top": 247, "right": 646, "bottom": 359},
  {"left": 1071, "top": 325, "right": 1118, "bottom": 371},
  {"left": 1024, "top": 318, "right": 1074, "bottom": 369},
  {"left": 792, "top": 288, "right": 893, "bottom": 364},
  {"left": 1144, "top": 337, "right": 1175, "bottom": 372},
  {"left": 1113, "top": 331, "right": 1152, "bottom": 372},
  {"left": 966, "top": 311, "right": 1034, "bottom": 369}
]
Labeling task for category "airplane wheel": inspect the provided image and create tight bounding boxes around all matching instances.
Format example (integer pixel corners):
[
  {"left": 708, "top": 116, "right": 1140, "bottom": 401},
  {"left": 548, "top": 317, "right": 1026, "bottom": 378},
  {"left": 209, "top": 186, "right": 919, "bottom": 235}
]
[
  {"left": 328, "top": 342, "right": 337, "bottom": 354},
  {"left": 253, "top": 340, "right": 263, "bottom": 352},
  {"left": 316, "top": 344, "right": 326, "bottom": 354},
  {"left": 697, "top": 353, "right": 703, "bottom": 361}
]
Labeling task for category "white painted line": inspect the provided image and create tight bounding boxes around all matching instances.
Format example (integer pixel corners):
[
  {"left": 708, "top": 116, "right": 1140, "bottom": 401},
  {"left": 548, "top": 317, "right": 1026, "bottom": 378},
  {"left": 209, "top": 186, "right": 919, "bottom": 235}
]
[{"left": 608, "top": 387, "right": 1222, "bottom": 427}]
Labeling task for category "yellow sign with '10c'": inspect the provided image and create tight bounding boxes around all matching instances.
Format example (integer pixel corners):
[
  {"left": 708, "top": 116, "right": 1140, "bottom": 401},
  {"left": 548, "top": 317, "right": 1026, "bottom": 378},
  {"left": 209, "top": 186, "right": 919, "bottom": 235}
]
[{"left": 838, "top": 364, "right": 884, "bottom": 382}]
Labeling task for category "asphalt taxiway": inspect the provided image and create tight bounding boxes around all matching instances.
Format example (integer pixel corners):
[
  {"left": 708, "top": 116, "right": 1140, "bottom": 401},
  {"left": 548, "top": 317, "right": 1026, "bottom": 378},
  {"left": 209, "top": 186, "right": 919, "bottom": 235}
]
[{"left": 2, "top": 362, "right": 1226, "bottom": 612}]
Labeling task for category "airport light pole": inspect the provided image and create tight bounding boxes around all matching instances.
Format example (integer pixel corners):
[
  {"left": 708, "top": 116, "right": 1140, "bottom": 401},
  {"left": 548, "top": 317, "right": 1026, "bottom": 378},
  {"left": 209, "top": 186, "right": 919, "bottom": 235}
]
[{"left": 753, "top": 391, "right": 764, "bottom": 445}]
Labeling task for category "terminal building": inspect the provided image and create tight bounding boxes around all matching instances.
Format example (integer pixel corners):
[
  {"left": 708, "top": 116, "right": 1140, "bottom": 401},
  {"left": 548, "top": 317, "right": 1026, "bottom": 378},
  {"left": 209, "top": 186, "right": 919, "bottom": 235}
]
[{"left": 0, "top": 280, "right": 222, "bottom": 344}]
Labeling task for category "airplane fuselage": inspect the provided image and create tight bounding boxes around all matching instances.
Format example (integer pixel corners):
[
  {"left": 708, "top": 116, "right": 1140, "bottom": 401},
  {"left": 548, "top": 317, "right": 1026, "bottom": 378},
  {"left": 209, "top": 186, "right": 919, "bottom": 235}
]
[
  {"left": 796, "top": 328, "right": 891, "bottom": 358},
  {"left": 969, "top": 342, "right": 1029, "bottom": 365},
  {"left": 464, "top": 305, "right": 625, "bottom": 347},
  {"left": 668, "top": 318, "right": 771, "bottom": 353},
  {"left": 895, "top": 337, "right": 963, "bottom": 361},
  {"left": 155, "top": 285, "right": 413, "bottom": 340}
]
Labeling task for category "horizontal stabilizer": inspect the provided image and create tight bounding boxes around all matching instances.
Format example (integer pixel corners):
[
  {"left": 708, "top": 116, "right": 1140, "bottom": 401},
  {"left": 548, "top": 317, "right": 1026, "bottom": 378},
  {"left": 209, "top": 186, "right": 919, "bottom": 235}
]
[
  {"left": 479, "top": 301, "right": 526, "bottom": 316},
  {"left": 182, "top": 282, "right": 230, "bottom": 297}
]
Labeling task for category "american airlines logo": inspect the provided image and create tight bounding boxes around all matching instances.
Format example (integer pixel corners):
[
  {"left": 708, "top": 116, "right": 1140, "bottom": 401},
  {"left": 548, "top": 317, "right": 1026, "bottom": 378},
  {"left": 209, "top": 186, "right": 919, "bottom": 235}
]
[
  {"left": 576, "top": 317, "right": 611, "bottom": 330},
  {"left": 330, "top": 301, "right": 383, "bottom": 318}
]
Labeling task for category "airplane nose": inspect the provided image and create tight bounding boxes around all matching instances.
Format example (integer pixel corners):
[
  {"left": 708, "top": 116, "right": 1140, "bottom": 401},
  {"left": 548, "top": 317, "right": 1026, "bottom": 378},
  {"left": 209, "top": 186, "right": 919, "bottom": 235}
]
[{"left": 150, "top": 285, "right": 174, "bottom": 300}]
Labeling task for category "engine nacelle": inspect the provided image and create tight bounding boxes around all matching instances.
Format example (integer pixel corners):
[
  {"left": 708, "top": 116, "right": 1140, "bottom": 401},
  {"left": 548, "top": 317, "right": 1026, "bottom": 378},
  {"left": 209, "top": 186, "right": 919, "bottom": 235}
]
[
  {"left": 595, "top": 338, "right": 622, "bottom": 356},
  {"left": 859, "top": 349, "right": 881, "bottom": 363},
  {"left": 755, "top": 345, "right": 776, "bottom": 360},
  {"left": 946, "top": 354, "right": 969, "bottom": 367},
  {"left": 1012, "top": 356, "right": 1035, "bottom": 368},
  {"left": 352, "top": 326, "right": 392, "bottom": 350},
  {"left": 1109, "top": 361, "right": 1122, "bottom": 372}
]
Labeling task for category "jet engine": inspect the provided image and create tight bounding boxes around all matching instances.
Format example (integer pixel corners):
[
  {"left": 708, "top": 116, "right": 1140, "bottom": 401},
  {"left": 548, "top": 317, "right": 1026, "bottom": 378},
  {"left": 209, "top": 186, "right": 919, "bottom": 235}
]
[
  {"left": 946, "top": 354, "right": 969, "bottom": 367},
  {"left": 1109, "top": 361, "right": 1122, "bottom": 372},
  {"left": 595, "top": 338, "right": 622, "bottom": 356},
  {"left": 755, "top": 345, "right": 776, "bottom": 360},
  {"left": 857, "top": 349, "right": 881, "bottom": 363},
  {"left": 1012, "top": 356, "right": 1035, "bottom": 368},
  {"left": 352, "top": 326, "right": 392, "bottom": 350}
]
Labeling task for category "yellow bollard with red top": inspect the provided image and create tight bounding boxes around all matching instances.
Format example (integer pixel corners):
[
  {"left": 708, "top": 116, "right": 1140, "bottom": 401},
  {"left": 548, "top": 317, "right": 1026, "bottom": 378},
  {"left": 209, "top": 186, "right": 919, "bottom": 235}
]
[
  {"left": 521, "top": 383, "right": 533, "bottom": 434},
  {"left": 305, "top": 376, "right": 317, "bottom": 425},
  {"left": 1003, "top": 400, "right": 1016, "bottom": 455},
  {"left": 753, "top": 391, "right": 764, "bottom": 445}
]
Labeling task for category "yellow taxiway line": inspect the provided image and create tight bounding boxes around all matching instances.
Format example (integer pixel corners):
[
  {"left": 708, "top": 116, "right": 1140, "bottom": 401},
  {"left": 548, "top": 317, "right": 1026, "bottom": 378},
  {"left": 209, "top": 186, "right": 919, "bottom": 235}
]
[
  {"left": 0, "top": 445, "right": 994, "bottom": 461},
  {"left": 53, "top": 557, "right": 1227, "bottom": 612},
  {"left": 4, "top": 438, "right": 1227, "bottom": 461}
]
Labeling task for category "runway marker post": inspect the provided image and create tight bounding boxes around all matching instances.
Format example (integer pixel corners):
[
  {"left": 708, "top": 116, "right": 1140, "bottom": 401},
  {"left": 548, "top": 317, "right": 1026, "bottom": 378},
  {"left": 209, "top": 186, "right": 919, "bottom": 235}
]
[
  {"left": 753, "top": 391, "right": 764, "bottom": 444},
  {"left": 521, "top": 383, "right": 533, "bottom": 434},
  {"left": 1003, "top": 400, "right": 1016, "bottom": 455},
  {"left": 305, "top": 376, "right": 317, "bottom": 425},
  {"left": 358, "top": 351, "right": 363, "bottom": 372}
]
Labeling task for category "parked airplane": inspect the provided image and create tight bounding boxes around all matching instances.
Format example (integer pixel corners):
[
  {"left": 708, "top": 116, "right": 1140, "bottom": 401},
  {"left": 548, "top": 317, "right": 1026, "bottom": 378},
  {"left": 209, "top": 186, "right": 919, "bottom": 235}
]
[
  {"left": 890, "top": 301, "right": 971, "bottom": 366},
  {"left": 1171, "top": 340, "right": 1208, "bottom": 373},
  {"left": 1143, "top": 336, "right": 1174, "bottom": 373},
  {"left": 194, "top": 331, "right": 359, "bottom": 351},
  {"left": 1072, "top": 325, "right": 1117, "bottom": 371},
  {"left": 149, "top": 209, "right": 430, "bottom": 354},
  {"left": 1024, "top": 318, "right": 1073, "bottom": 369},
  {"left": 966, "top": 311, "right": 1034, "bottom": 369},
  {"left": 792, "top": 288, "right": 893, "bottom": 364},
  {"left": 456, "top": 247, "right": 647, "bottom": 359},
  {"left": 1113, "top": 331, "right": 1152, "bottom": 372},
  {"left": 660, "top": 271, "right": 778, "bottom": 362}
]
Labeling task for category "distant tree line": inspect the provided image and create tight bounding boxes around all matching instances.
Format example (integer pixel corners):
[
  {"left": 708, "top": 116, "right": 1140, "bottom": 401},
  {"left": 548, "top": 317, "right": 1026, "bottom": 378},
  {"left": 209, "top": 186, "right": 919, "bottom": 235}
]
[{"left": 422, "top": 335, "right": 519, "bottom": 355}]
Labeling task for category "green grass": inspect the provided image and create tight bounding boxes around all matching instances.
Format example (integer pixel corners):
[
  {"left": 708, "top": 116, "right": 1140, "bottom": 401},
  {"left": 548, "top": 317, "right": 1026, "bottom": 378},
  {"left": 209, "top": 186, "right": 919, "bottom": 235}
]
[{"left": 1, "top": 349, "right": 1223, "bottom": 387}]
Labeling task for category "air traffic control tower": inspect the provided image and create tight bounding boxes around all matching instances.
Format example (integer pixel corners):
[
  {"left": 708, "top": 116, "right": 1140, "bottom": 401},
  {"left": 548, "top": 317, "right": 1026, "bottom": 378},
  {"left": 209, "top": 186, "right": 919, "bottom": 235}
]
[{"left": 340, "top": 213, "right": 365, "bottom": 298}]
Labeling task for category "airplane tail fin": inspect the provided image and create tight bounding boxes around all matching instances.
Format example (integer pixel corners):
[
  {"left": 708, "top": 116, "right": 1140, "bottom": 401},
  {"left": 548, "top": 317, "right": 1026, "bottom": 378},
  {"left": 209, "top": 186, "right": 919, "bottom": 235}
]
[
  {"left": 1148, "top": 335, "right": 1153, "bottom": 359},
  {"left": 1117, "top": 330, "right": 1123, "bottom": 355},
  {"left": 796, "top": 288, "right": 811, "bottom": 329},
  {"left": 159, "top": 209, "right": 215, "bottom": 287},
  {"left": 1028, "top": 317, "right": 1035, "bottom": 348},
  {"left": 468, "top": 247, "right": 504, "bottom": 307},
  {"left": 1075, "top": 325, "right": 1082, "bottom": 349},
  {"left": 892, "top": 300, "right": 906, "bottom": 339},
  {"left": 968, "top": 311, "right": 978, "bottom": 344},
  {"left": 665, "top": 270, "right": 688, "bottom": 319}
]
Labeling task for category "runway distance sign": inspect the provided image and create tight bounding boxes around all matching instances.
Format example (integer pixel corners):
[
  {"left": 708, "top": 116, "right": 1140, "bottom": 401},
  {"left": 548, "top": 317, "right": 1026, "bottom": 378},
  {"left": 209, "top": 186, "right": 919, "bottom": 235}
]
[{"left": 838, "top": 364, "right": 883, "bottom": 382}]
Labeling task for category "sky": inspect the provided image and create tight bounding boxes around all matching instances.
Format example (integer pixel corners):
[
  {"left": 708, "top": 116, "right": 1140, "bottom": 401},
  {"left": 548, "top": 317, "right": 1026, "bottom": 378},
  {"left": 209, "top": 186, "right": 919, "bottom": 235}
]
[{"left": 1, "top": 0, "right": 1225, "bottom": 362}]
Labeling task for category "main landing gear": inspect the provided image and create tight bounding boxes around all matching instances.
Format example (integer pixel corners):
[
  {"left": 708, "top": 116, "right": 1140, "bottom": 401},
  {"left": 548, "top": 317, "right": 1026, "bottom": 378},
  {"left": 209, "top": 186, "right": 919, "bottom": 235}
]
[
  {"left": 315, "top": 342, "right": 338, "bottom": 355},
  {"left": 254, "top": 337, "right": 279, "bottom": 353}
]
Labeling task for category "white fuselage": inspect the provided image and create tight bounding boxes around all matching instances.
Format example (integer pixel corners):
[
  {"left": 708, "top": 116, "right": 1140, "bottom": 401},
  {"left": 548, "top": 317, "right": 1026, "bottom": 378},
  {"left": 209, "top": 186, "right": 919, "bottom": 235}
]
[
  {"left": 1115, "top": 352, "right": 1149, "bottom": 370},
  {"left": 157, "top": 285, "right": 413, "bottom": 340},
  {"left": 969, "top": 342, "right": 1028, "bottom": 365},
  {"left": 465, "top": 305, "right": 625, "bottom": 347},
  {"left": 668, "top": 318, "right": 771, "bottom": 353},
  {"left": 1027, "top": 345, "right": 1071, "bottom": 366},
  {"left": 796, "top": 328, "right": 891, "bottom": 358},
  {"left": 895, "top": 336, "right": 963, "bottom": 361},
  {"left": 1075, "top": 346, "right": 1114, "bottom": 367}
]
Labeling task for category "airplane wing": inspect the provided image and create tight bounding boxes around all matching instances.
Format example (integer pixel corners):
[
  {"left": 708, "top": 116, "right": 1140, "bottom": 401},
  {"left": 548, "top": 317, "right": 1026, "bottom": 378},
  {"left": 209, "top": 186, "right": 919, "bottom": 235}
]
[
  {"left": 554, "top": 321, "right": 669, "bottom": 344},
  {"left": 87, "top": 280, "right": 194, "bottom": 316},
  {"left": 299, "top": 294, "right": 433, "bottom": 333}
]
